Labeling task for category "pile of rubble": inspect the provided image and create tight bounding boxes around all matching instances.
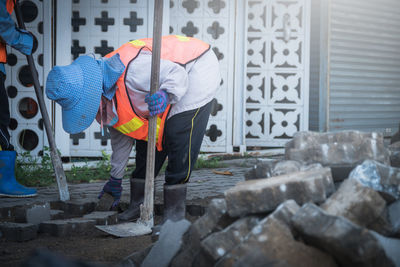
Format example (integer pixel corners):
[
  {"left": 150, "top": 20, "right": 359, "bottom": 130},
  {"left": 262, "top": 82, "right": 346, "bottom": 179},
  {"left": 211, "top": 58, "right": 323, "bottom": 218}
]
[{"left": 132, "top": 130, "right": 400, "bottom": 267}]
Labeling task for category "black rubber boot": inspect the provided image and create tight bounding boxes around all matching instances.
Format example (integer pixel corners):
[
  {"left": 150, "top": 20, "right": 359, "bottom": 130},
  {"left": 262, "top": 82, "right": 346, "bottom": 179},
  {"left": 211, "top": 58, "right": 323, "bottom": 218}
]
[
  {"left": 118, "top": 178, "right": 145, "bottom": 221},
  {"left": 152, "top": 183, "right": 187, "bottom": 240}
]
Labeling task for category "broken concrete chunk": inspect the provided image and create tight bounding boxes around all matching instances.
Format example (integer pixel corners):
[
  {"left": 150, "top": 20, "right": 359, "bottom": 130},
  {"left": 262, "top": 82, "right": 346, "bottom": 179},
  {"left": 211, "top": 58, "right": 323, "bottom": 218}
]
[
  {"left": 225, "top": 167, "right": 334, "bottom": 217},
  {"left": 245, "top": 159, "right": 276, "bottom": 180},
  {"left": 197, "top": 216, "right": 261, "bottom": 266},
  {"left": 216, "top": 217, "right": 337, "bottom": 267},
  {"left": 245, "top": 159, "right": 323, "bottom": 181},
  {"left": 269, "top": 199, "right": 300, "bottom": 236},
  {"left": 389, "top": 141, "right": 400, "bottom": 168},
  {"left": 14, "top": 202, "right": 51, "bottom": 224},
  {"left": 192, "top": 198, "right": 235, "bottom": 239},
  {"left": 349, "top": 160, "right": 400, "bottom": 200},
  {"left": 142, "top": 219, "right": 191, "bottom": 267},
  {"left": 271, "top": 160, "right": 302, "bottom": 176},
  {"left": 371, "top": 231, "right": 400, "bottom": 266},
  {"left": 285, "top": 131, "right": 390, "bottom": 181},
  {"left": 0, "top": 222, "right": 38, "bottom": 242},
  {"left": 170, "top": 199, "right": 235, "bottom": 267},
  {"left": 291, "top": 203, "right": 394, "bottom": 267},
  {"left": 321, "top": 179, "right": 390, "bottom": 234},
  {"left": 388, "top": 200, "right": 400, "bottom": 235}
]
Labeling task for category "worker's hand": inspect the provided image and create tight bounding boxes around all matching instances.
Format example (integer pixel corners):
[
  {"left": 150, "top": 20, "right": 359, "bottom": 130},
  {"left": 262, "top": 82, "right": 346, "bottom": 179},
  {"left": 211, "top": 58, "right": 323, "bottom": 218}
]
[
  {"left": 98, "top": 177, "right": 122, "bottom": 209},
  {"left": 145, "top": 90, "right": 168, "bottom": 117},
  {"left": 15, "top": 29, "right": 34, "bottom": 56}
]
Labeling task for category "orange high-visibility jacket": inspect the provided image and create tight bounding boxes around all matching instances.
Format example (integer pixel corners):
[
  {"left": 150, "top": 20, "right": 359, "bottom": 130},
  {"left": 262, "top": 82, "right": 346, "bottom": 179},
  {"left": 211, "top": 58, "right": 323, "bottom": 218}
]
[
  {"left": 0, "top": 0, "right": 15, "bottom": 63},
  {"left": 105, "top": 35, "right": 210, "bottom": 151}
]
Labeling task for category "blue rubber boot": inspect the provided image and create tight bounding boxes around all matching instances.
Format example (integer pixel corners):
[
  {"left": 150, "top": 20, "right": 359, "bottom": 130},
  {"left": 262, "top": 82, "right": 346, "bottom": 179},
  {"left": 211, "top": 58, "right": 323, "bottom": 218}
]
[{"left": 0, "top": 151, "right": 37, "bottom": 197}]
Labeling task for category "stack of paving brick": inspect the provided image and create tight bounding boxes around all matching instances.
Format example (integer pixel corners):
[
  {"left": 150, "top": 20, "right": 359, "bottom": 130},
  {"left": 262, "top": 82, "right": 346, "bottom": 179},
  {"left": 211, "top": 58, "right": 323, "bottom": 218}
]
[
  {"left": 132, "top": 131, "right": 400, "bottom": 267},
  {"left": 0, "top": 195, "right": 118, "bottom": 242}
]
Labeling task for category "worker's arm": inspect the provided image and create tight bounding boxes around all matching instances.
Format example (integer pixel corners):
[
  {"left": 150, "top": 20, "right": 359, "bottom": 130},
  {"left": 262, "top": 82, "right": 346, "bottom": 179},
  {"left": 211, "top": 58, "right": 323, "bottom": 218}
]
[
  {"left": 0, "top": 1, "right": 33, "bottom": 55},
  {"left": 125, "top": 52, "right": 189, "bottom": 117}
]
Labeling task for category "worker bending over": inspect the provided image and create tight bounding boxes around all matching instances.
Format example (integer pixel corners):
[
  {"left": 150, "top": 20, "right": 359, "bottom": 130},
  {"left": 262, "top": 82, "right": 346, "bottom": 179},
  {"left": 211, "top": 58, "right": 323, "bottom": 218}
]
[{"left": 45, "top": 35, "right": 221, "bottom": 232}]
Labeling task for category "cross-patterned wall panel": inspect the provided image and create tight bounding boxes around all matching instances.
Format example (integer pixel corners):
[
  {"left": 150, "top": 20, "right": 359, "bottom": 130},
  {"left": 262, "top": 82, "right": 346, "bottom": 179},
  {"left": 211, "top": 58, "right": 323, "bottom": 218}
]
[
  {"left": 245, "top": 0, "right": 310, "bottom": 147},
  {"left": 169, "top": 0, "right": 235, "bottom": 152},
  {"left": 5, "top": 0, "right": 45, "bottom": 156},
  {"left": 70, "top": 0, "right": 151, "bottom": 157}
]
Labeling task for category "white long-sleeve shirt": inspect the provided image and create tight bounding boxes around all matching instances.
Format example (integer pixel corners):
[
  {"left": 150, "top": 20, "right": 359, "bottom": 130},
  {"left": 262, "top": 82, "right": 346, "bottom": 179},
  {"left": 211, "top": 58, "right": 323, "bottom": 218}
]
[{"left": 97, "top": 48, "right": 221, "bottom": 125}]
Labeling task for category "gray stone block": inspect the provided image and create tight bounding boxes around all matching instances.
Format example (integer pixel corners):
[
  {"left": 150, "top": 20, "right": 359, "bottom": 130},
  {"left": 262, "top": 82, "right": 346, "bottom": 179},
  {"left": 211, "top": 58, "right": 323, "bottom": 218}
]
[
  {"left": 83, "top": 211, "right": 118, "bottom": 225},
  {"left": 39, "top": 218, "right": 96, "bottom": 237},
  {"left": 216, "top": 217, "right": 337, "bottom": 267},
  {"left": 170, "top": 199, "right": 235, "bottom": 267},
  {"left": 14, "top": 202, "right": 51, "bottom": 224},
  {"left": 50, "top": 209, "right": 65, "bottom": 220},
  {"left": 95, "top": 193, "right": 115, "bottom": 211},
  {"left": 285, "top": 131, "right": 390, "bottom": 181},
  {"left": 349, "top": 160, "right": 400, "bottom": 200},
  {"left": 142, "top": 219, "right": 191, "bottom": 267},
  {"left": 322, "top": 179, "right": 392, "bottom": 235},
  {"left": 269, "top": 199, "right": 300, "bottom": 236},
  {"left": 371, "top": 231, "right": 400, "bottom": 267},
  {"left": 197, "top": 216, "right": 260, "bottom": 266},
  {"left": 225, "top": 167, "right": 334, "bottom": 217},
  {"left": 0, "top": 222, "right": 38, "bottom": 242},
  {"left": 388, "top": 200, "right": 400, "bottom": 235},
  {"left": 292, "top": 203, "right": 394, "bottom": 267},
  {"left": 389, "top": 141, "right": 400, "bottom": 168},
  {"left": 50, "top": 199, "right": 97, "bottom": 216}
]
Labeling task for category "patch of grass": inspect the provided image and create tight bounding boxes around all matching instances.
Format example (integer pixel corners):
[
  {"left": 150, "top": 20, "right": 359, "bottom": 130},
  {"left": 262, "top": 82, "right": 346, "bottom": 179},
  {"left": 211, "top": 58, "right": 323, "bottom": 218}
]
[
  {"left": 193, "top": 156, "right": 226, "bottom": 169},
  {"left": 15, "top": 147, "right": 55, "bottom": 187},
  {"left": 15, "top": 148, "right": 226, "bottom": 187},
  {"left": 15, "top": 147, "right": 112, "bottom": 187}
]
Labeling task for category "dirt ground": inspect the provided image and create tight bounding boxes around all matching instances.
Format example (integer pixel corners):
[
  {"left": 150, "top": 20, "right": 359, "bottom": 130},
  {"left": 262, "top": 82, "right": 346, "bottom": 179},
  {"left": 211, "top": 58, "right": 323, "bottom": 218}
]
[{"left": 0, "top": 215, "right": 199, "bottom": 267}]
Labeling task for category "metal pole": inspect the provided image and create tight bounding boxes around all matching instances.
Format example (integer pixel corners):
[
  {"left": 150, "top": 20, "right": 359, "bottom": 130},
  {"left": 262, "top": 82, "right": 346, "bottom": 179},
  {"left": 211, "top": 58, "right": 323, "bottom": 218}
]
[
  {"left": 14, "top": 0, "right": 70, "bottom": 201},
  {"left": 140, "top": 0, "right": 164, "bottom": 224}
]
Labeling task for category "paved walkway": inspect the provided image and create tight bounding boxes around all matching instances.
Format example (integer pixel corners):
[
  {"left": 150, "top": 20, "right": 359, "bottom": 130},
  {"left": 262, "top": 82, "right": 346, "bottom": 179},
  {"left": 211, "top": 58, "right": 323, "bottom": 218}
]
[{"left": 0, "top": 158, "right": 260, "bottom": 212}]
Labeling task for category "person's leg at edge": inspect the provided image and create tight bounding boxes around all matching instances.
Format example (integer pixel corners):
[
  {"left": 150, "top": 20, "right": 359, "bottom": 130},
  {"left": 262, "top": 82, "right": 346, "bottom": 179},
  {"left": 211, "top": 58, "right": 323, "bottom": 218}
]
[
  {"left": 115, "top": 127, "right": 167, "bottom": 221},
  {"left": 0, "top": 73, "right": 37, "bottom": 197},
  {"left": 153, "top": 101, "right": 212, "bottom": 235}
]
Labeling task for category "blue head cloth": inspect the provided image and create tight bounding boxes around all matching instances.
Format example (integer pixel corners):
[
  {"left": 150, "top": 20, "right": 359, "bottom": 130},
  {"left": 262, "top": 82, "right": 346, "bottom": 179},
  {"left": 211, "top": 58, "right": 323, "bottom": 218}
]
[
  {"left": 45, "top": 53, "right": 125, "bottom": 134},
  {"left": 97, "top": 53, "right": 125, "bottom": 100}
]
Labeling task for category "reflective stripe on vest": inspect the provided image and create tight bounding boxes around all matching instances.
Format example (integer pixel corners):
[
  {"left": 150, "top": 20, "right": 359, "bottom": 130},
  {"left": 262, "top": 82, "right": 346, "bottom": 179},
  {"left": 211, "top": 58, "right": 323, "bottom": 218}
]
[
  {"left": 105, "top": 35, "right": 210, "bottom": 151},
  {"left": 0, "top": 0, "right": 15, "bottom": 63}
]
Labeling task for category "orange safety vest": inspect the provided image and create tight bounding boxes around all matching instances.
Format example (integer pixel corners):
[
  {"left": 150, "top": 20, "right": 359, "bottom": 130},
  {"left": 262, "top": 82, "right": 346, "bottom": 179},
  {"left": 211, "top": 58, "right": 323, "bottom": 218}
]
[
  {"left": 105, "top": 35, "right": 210, "bottom": 151},
  {"left": 0, "top": 0, "right": 15, "bottom": 63}
]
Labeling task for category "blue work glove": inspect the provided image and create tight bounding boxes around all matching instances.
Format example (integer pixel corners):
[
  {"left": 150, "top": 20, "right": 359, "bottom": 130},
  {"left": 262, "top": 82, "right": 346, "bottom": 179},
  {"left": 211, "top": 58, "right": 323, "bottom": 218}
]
[
  {"left": 14, "top": 29, "right": 34, "bottom": 56},
  {"left": 98, "top": 177, "right": 122, "bottom": 209},
  {"left": 145, "top": 90, "right": 168, "bottom": 117}
]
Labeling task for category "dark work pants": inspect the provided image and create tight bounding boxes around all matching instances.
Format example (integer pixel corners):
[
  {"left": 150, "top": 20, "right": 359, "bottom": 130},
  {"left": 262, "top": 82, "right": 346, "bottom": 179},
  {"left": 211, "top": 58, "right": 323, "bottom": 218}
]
[
  {"left": 132, "top": 100, "right": 213, "bottom": 185},
  {"left": 0, "top": 72, "right": 13, "bottom": 151}
]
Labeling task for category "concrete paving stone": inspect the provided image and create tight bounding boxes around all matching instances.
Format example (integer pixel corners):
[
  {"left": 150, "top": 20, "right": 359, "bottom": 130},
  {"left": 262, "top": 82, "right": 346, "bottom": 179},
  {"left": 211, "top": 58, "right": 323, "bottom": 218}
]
[
  {"left": 225, "top": 167, "right": 334, "bottom": 217},
  {"left": 0, "top": 222, "right": 38, "bottom": 242},
  {"left": 39, "top": 218, "right": 96, "bottom": 237},
  {"left": 50, "top": 199, "right": 97, "bottom": 216},
  {"left": 198, "top": 216, "right": 261, "bottom": 266},
  {"left": 170, "top": 199, "right": 236, "bottom": 267},
  {"left": 216, "top": 216, "right": 337, "bottom": 267},
  {"left": 322, "top": 178, "right": 392, "bottom": 235},
  {"left": 0, "top": 165, "right": 248, "bottom": 224},
  {"left": 292, "top": 203, "right": 394, "bottom": 267},
  {"left": 14, "top": 202, "right": 51, "bottom": 224},
  {"left": 349, "top": 160, "right": 400, "bottom": 200},
  {"left": 142, "top": 219, "right": 191, "bottom": 267},
  {"left": 388, "top": 200, "right": 400, "bottom": 235},
  {"left": 83, "top": 211, "right": 118, "bottom": 225},
  {"left": 50, "top": 210, "right": 65, "bottom": 220}
]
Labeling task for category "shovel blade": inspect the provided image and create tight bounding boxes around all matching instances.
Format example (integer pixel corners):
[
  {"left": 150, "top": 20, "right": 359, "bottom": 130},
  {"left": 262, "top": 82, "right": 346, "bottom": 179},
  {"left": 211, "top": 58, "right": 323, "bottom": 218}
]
[{"left": 96, "top": 221, "right": 152, "bottom": 237}]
